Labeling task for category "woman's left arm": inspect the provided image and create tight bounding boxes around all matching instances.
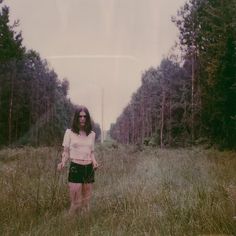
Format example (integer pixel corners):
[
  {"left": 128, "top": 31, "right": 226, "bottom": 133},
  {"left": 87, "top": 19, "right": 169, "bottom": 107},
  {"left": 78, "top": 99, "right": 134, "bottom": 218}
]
[
  {"left": 91, "top": 151, "right": 99, "bottom": 169},
  {"left": 91, "top": 132, "right": 99, "bottom": 169}
]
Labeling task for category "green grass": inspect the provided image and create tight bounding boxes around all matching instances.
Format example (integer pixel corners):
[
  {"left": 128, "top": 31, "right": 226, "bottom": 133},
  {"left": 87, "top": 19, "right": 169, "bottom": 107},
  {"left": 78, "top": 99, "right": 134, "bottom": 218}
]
[{"left": 0, "top": 145, "right": 235, "bottom": 235}]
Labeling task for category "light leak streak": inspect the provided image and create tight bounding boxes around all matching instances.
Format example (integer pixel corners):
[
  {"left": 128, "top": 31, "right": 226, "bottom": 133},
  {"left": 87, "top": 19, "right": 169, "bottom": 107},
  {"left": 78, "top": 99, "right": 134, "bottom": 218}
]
[{"left": 46, "top": 54, "right": 138, "bottom": 61}]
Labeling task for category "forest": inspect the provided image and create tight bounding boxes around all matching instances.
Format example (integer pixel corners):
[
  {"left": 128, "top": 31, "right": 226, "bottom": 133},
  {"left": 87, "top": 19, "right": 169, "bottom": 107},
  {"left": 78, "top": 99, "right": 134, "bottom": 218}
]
[
  {"left": 110, "top": 0, "right": 236, "bottom": 150},
  {"left": 0, "top": 0, "right": 235, "bottom": 149},
  {"left": 0, "top": 1, "right": 100, "bottom": 147}
]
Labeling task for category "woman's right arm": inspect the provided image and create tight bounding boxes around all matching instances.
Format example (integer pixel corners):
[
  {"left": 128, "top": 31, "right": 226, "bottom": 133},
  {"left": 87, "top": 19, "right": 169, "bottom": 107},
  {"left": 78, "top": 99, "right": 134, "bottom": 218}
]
[
  {"left": 58, "top": 129, "right": 70, "bottom": 171},
  {"left": 62, "top": 147, "right": 70, "bottom": 165},
  {"left": 57, "top": 147, "right": 69, "bottom": 171}
]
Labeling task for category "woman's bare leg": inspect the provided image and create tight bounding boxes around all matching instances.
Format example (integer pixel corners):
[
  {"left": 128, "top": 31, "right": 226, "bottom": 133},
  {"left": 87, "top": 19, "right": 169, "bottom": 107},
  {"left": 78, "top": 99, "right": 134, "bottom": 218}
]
[
  {"left": 82, "top": 183, "right": 92, "bottom": 212},
  {"left": 68, "top": 182, "right": 82, "bottom": 215}
]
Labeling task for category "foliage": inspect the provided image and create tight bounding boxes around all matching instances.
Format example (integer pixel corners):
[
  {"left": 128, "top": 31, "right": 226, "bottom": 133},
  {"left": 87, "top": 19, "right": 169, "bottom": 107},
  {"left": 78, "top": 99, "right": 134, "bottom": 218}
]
[
  {"left": 111, "top": 0, "right": 236, "bottom": 149},
  {"left": 173, "top": 0, "right": 236, "bottom": 148},
  {"left": 110, "top": 58, "right": 192, "bottom": 147},
  {"left": 0, "top": 1, "right": 80, "bottom": 146}
]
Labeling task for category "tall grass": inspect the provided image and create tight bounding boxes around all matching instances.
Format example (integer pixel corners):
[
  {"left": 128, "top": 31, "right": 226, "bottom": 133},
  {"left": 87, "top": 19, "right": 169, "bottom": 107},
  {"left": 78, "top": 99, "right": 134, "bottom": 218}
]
[{"left": 0, "top": 144, "right": 235, "bottom": 235}]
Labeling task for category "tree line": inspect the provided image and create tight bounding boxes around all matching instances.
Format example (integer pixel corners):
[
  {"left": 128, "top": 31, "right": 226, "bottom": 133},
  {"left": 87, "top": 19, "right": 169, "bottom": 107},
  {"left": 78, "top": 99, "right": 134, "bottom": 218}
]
[
  {"left": 0, "top": 2, "right": 101, "bottom": 147},
  {"left": 110, "top": 0, "right": 236, "bottom": 149}
]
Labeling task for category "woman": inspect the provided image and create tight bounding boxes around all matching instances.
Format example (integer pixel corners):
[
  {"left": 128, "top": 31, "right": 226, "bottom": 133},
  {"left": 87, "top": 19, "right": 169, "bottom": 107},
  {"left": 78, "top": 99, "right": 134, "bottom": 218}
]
[{"left": 57, "top": 106, "right": 99, "bottom": 216}]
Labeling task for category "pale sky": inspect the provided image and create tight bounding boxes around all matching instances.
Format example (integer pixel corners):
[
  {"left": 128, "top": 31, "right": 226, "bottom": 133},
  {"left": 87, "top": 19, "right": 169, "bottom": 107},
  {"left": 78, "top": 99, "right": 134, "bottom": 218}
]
[{"left": 5, "top": 0, "right": 186, "bottom": 130}]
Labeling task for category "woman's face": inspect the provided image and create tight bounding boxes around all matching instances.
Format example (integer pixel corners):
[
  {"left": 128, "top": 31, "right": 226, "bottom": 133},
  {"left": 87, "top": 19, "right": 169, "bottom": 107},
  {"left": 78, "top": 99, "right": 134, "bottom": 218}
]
[{"left": 79, "top": 111, "right": 87, "bottom": 127}]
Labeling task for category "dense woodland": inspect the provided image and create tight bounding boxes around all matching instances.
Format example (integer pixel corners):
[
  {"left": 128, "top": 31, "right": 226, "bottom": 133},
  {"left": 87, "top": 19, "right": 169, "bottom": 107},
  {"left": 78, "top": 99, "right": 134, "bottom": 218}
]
[
  {"left": 110, "top": 0, "right": 236, "bottom": 149},
  {"left": 0, "top": 1, "right": 100, "bottom": 147}
]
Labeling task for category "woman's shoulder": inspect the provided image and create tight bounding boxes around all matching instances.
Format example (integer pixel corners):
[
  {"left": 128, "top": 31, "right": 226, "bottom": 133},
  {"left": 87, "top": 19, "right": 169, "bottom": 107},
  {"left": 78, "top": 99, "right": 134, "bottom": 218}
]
[
  {"left": 65, "top": 128, "right": 72, "bottom": 135},
  {"left": 90, "top": 130, "right": 96, "bottom": 137}
]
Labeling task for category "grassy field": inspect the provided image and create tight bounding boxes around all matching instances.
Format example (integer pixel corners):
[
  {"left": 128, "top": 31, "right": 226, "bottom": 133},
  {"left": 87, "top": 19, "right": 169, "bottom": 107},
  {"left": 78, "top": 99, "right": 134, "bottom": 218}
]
[{"left": 0, "top": 143, "right": 236, "bottom": 236}]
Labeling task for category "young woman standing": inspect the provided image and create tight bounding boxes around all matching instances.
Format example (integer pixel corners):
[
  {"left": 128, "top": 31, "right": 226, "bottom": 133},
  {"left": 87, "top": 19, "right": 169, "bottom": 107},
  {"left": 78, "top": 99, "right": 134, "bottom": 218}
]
[{"left": 57, "top": 106, "right": 99, "bottom": 215}]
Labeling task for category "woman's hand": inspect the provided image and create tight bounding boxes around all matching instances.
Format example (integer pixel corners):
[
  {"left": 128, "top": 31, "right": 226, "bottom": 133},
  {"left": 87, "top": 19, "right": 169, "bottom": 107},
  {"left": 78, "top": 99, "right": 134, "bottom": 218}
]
[
  {"left": 92, "top": 160, "right": 99, "bottom": 170},
  {"left": 57, "top": 162, "right": 65, "bottom": 171},
  {"left": 58, "top": 148, "right": 69, "bottom": 171}
]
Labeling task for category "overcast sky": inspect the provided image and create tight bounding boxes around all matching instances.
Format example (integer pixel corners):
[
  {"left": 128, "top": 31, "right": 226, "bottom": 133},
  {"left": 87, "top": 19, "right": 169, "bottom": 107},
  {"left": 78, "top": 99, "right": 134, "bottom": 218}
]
[{"left": 5, "top": 0, "right": 186, "bottom": 130}]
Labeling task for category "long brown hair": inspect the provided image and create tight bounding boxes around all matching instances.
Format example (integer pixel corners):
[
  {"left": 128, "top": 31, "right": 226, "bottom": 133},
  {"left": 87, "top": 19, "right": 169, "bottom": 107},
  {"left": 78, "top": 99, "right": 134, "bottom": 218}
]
[{"left": 71, "top": 106, "right": 92, "bottom": 135}]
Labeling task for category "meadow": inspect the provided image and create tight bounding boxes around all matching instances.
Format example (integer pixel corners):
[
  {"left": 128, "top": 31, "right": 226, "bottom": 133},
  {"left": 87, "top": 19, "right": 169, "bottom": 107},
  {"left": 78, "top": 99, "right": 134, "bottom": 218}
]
[{"left": 0, "top": 143, "right": 236, "bottom": 236}]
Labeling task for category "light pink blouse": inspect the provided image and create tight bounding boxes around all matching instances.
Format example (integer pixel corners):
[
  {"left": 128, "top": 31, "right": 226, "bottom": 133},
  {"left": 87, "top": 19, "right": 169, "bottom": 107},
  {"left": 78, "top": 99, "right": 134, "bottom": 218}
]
[{"left": 62, "top": 129, "right": 95, "bottom": 161}]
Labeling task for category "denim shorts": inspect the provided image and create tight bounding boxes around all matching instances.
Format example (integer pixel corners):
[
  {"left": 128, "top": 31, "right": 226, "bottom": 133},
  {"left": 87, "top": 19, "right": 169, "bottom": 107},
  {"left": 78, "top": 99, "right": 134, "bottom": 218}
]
[{"left": 68, "top": 162, "right": 95, "bottom": 183}]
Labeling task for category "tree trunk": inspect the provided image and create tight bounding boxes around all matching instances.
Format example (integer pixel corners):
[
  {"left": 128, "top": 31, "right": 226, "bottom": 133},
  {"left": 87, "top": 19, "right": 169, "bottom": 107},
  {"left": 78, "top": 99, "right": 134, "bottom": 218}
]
[
  {"left": 191, "top": 54, "right": 195, "bottom": 143},
  {"left": 160, "top": 91, "right": 166, "bottom": 149},
  {"left": 168, "top": 99, "right": 172, "bottom": 145},
  {"left": 8, "top": 61, "right": 16, "bottom": 145}
]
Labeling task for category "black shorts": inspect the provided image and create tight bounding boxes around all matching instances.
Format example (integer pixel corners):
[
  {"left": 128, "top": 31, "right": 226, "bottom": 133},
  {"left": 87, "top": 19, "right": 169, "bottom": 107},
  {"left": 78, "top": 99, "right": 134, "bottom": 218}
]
[{"left": 68, "top": 162, "right": 95, "bottom": 183}]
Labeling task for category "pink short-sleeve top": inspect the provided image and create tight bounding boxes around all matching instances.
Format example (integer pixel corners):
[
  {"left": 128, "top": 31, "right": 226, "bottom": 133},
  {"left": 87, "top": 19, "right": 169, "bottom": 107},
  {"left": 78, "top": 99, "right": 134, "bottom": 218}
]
[{"left": 62, "top": 129, "right": 95, "bottom": 161}]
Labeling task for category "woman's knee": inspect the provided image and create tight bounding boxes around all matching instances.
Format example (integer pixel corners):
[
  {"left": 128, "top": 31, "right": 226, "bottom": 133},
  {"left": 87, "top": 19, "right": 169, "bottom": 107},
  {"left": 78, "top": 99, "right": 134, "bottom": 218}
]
[
  {"left": 82, "top": 184, "right": 92, "bottom": 197},
  {"left": 69, "top": 183, "right": 82, "bottom": 200}
]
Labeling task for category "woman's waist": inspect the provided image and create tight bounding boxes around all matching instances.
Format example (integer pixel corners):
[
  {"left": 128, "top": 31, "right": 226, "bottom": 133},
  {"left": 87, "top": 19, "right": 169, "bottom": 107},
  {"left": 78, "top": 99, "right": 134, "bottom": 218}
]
[
  {"left": 70, "top": 153, "right": 91, "bottom": 163},
  {"left": 71, "top": 159, "right": 92, "bottom": 165},
  {"left": 69, "top": 150, "right": 92, "bottom": 164}
]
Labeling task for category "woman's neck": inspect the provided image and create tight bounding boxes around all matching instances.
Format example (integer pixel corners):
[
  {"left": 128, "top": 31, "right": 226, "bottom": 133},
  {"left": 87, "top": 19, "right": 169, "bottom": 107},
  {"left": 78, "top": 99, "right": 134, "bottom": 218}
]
[{"left": 79, "top": 129, "right": 86, "bottom": 136}]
